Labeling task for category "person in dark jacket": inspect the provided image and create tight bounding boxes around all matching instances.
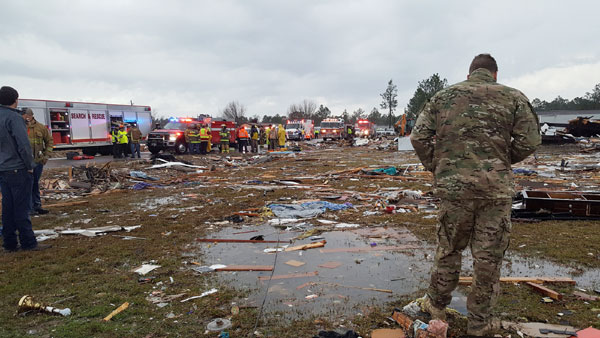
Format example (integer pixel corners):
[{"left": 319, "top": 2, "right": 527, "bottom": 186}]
[{"left": 0, "top": 86, "right": 49, "bottom": 252}]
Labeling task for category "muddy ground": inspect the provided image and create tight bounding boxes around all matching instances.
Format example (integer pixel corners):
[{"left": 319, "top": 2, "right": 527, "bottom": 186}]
[{"left": 1, "top": 142, "right": 600, "bottom": 337}]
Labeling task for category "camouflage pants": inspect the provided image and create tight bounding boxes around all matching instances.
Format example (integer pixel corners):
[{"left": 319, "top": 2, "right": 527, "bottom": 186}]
[{"left": 428, "top": 198, "right": 512, "bottom": 331}]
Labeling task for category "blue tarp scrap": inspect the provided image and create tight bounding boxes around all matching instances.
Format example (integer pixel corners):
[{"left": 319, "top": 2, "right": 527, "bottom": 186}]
[
  {"left": 268, "top": 201, "right": 353, "bottom": 218},
  {"left": 513, "top": 168, "right": 537, "bottom": 175},
  {"left": 365, "top": 167, "right": 398, "bottom": 176},
  {"left": 130, "top": 170, "right": 159, "bottom": 181},
  {"left": 132, "top": 182, "right": 163, "bottom": 190}
]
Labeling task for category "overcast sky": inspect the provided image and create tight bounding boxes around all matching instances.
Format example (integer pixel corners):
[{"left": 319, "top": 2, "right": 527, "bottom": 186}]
[{"left": 2, "top": 1, "right": 599, "bottom": 118}]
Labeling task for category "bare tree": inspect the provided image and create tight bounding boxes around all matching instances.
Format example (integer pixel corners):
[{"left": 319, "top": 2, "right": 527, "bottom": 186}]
[
  {"left": 222, "top": 101, "right": 247, "bottom": 123},
  {"left": 287, "top": 99, "right": 318, "bottom": 119}
]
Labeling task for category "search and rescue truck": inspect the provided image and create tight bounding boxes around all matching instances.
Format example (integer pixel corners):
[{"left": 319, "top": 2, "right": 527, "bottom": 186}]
[
  {"left": 355, "top": 119, "right": 376, "bottom": 138},
  {"left": 285, "top": 119, "right": 314, "bottom": 140},
  {"left": 319, "top": 118, "right": 345, "bottom": 140},
  {"left": 147, "top": 116, "right": 236, "bottom": 154},
  {"left": 17, "top": 99, "right": 152, "bottom": 156}
]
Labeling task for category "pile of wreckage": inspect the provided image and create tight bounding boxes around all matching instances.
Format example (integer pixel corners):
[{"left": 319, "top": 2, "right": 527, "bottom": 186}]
[{"left": 542, "top": 116, "right": 600, "bottom": 151}]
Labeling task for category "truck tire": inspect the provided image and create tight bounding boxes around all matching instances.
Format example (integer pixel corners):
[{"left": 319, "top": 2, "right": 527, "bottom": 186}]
[
  {"left": 98, "top": 146, "right": 112, "bottom": 156},
  {"left": 82, "top": 148, "right": 97, "bottom": 156},
  {"left": 175, "top": 141, "right": 187, "bottom": 155},
  {"left": 148, "top": 147, "right": 161, "bottom": 155}
]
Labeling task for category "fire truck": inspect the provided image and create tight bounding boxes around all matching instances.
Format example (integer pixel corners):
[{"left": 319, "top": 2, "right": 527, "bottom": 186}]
[
  {"left": 355, "top": 119, "right": 376, "bottom": 138},
  {"left": 147, "top": 116, "right": 237, "bottom": 154},
  {"left": 319, "top": 118, "right": 345, "bottom": 140},
  {"left": 17, "top": 99, "right": 152, "bottom": 156},
  {"left": 285, "top": 119, "right": 314, "bottom": 140}
]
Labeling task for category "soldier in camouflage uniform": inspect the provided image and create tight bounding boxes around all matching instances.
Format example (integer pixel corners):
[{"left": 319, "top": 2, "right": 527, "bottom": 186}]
[
  {"left": 410, "top": 54, "right": 541, "bottom": 336},
  {"left": 23, "top": 108, "right": 53, "bottom": 215}
]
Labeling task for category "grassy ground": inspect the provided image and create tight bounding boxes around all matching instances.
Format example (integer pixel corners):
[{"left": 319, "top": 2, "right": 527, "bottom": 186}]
[{"left": 1, "top": 144, "right": 599, "bottom": 337}]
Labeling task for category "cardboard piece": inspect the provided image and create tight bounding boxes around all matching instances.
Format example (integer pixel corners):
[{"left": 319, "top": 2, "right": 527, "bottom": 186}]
[
  {"left": 371, "top": 328, "right": 405, "bottom": 338},
  {"left": 501, "top": 321, "right": 579, "bottom": 338},
  {"left": 285, "top": 260, "right": 306, "bottom": 267},
  {"left": 318, "top": 261, "right": 343, "bottom": 269}
]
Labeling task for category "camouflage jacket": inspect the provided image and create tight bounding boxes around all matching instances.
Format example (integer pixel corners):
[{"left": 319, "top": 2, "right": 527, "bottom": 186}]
[
  {"left": 27, "top": 119, "right": 53, "bottom": 164},
  {"left": 410, "top": 68, "right": 541, "bottom": 200}
]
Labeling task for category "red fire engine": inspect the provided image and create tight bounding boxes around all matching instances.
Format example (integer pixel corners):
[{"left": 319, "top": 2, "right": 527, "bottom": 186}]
[
  {"left": 355, "top": 119, "right": 376, "bottom": 138},
  {"left": 147, "top": 116, "right": 236, "bottom": 154},
  {"left": 319, "top": 118, "right": 345, "bottom": 140}
]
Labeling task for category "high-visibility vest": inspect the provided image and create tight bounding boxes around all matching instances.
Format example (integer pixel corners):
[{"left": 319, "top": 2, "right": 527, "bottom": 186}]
[
  {"left": 251, "top": 129, "right": 259, "bottom": 140},
  {"left": 111, "top": 130, "right": 118, "bottom": 143},
  {"left": 238, "top": 128, "right": 249, "bottom": 139},
  {"left": 199, "top": 128, "right": 209, "bottom": 140},
  {"left": 117, "top": 130, "right": 128, "bottom": 144},
  {"left": 347, "top": 128, "right": 353, "bottom": 135},
  {"left": 189, "top": 130, "right": 201, "bottom": 143},
  {"left": 219, "top": 130, "right": 230, "bottom": 142}
]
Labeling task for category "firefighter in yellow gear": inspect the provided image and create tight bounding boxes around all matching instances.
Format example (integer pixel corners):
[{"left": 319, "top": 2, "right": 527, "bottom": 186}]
[
  {"left": 219, "top": 125, "right": 230, "bottom": 153},
  {"left": 265, "top": 126, "right": 270, "bottom": 148},
  {"left": 199, "top": 124, "right": 210, "bottom": 155},
  {"left": 114, "top": 125, "right": 128, "bottom": 158},
  {"left": 207, "top": 125, "right": 212, "bottom": 152}
]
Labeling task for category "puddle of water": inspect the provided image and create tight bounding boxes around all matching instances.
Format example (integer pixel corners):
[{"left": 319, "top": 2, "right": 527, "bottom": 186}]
[
  {"left": 198, "top": 224, "right": 434, "bottom": 320},
  {"left": 197, "top": 223, "right": 600, "bottom": 320}
]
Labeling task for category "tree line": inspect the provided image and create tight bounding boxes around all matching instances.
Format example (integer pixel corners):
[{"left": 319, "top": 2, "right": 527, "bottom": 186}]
[{"left": 532, "top": 84, "right": 600, "bottom": 111}]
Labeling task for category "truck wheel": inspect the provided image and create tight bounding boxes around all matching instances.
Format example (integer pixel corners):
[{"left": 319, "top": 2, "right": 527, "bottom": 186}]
[
  {"left": 98, "top": 147, "right": 112, "bottom": 156},
  {"left": 82, "top": 148, "right": 97, "bottom": 156},
  {"left": 148, "top": 147, "right": 161, "bottom": 155},
  {"left": 175, "top": 141, "right": 187, "bottom": 154}
]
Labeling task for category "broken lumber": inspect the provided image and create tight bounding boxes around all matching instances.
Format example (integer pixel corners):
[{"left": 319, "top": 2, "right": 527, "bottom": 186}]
[
  {"left": 44, "top": 200, "right": 89, "bottom": 208},
  {"left": 458, "top": 276, "right": 576, "bottom": 285},
  {"left": 196, "top": 238, "right": 283, "bottom": 244},
  {"left": 573, "top": 291, "right": 599, "bottom": 301},
  {"left": 526, "top": 282, "right": 563, "bottom": 300},
  {"left": 214, "top": 265, "right": 273, "bottom": 272},
  {"left": 284, "top": 240, "right": 326, "bottom": 252},
  {"left": 103, "top": 302, "right": 129, "bottom": 321},
  {"left": 319, "top": 282, "right": 392, "bottom": 294},
  {"left": 258, "top": 271, "right": 318, "bottom": 281},
  {"left": 319, "top": 244, "right": 418, "bottom": 253}
]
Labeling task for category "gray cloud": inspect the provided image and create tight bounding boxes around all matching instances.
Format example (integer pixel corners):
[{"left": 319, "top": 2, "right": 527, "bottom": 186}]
[{"left": 1, "top": 0, "right": 598, "bottom": 117}]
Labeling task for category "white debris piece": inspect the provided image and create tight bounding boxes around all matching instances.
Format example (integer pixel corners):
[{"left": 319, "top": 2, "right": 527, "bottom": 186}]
[{"left": 134, "top": 264, "right": 161, "bottom": 275}]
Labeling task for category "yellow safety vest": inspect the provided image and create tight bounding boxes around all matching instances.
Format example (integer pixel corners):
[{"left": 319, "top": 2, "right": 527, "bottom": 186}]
[
  {"left": 117, "top": 130, "right": 128, "bottom": 144},
  {"left": 200, "top": 128, "right": 209, "bottom": 140}
]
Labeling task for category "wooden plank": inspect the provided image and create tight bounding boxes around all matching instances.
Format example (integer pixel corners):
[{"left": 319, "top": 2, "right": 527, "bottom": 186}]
[
  {"left": 284, "top": 240, "right": 326, "bottom": 252},
  {"left": 214, "top": 265, "right": 273, "bottom": 272},
  {"left": 320, "top": 282, "right": 393, "bottom": 294},
  {"left": 196, "top": 238, "right": 283, "bottom": 244},
  {"left": 319, "top": 244, "right": 419, "bottom": 254},
  {"left": 44, "top": 200, "right": 89, "bottom": 208},
  {"left": 258, "top": 271, "right": 318, "bottom": 281},
  {"left": 103, "top": 302, "right": 129, "bottom": 321},
  {"left": 458, "top": 276, "right": 576, "bottom": 285},
  {"left": 573, "top": 291, "right": 599, "bottom": 301},
  {"left": 526, "top": 282, "right": 563, "bottom": 300}
]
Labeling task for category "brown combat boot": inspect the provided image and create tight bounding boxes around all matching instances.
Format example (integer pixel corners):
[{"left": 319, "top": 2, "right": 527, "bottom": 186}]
[
  {"left": 421, "top": 294, "right": 447, "bottom": 321},
  {"left": 466, "top": 318, "right": 501, "bottom": 337}
]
